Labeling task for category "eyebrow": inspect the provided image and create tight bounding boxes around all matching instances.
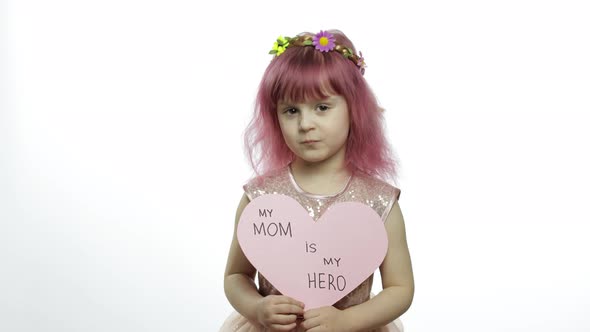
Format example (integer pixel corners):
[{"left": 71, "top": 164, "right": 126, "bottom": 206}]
[{"left": 278, "top": 96, "right": 338, "bottom": 107}]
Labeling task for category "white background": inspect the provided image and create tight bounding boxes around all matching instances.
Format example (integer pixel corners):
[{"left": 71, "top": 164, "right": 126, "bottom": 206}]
[{"left": 1, "top": 0, "right": 589, "bottom": 331}]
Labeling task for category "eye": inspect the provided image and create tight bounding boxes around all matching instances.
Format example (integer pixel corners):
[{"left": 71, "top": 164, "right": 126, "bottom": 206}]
[
  {"left": 283, "top": 107, "right": 298, "bottom": 115},
  {"left": 317, "top": 105, "right": 329, "bottom": 112}
]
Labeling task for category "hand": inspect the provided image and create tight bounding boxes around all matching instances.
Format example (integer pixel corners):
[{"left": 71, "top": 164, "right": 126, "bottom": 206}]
[
  {"left": 301, "top": 306, "right": 352, "bottom": 332},
  {"left": 255, "top": 295, "right": 305, "bottom": 331}
]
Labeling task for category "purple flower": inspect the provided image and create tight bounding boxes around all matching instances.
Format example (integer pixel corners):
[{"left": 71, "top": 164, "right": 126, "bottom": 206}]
[
  {"left": 357, "top": 51, "right": 366, "bottom": 74},
  {"left": 357, "top": 51, "right": 365, "bottom": 66},
  {"left": 312, "top": 30, "right": 336, "bottom": 52}
]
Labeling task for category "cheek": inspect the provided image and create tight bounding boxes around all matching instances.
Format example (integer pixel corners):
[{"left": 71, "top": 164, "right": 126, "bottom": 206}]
[
  {"left": 333, "top": 120, "right": 350, "bottom": 141},
  {"left": 279, "top": 123, "right": 298, "bottom": 146},
  {"left": 277, "top": 120, "right": 288, "bottom": 137},
  {"left": 337, "top": 128, "right": 350, "bottom": 145}
]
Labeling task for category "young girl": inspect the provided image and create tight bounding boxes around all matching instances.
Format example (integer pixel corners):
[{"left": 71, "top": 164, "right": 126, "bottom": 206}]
[{"left": 221, "top": 30, "right": 414, "bottom": 332}]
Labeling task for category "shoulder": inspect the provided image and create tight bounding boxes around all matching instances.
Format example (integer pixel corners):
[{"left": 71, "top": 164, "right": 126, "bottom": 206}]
[
  {"left": 242, "top": 166, "right": 289, "bottom": 201},
  {"left": 352, "top": 171, "right": 401, "bottom": 221},
  {"left": 354, "top": 171, "right": 401, "bottom": 202}
]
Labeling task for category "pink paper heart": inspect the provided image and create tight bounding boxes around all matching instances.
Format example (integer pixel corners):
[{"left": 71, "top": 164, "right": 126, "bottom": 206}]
[{"left": 237, "top": 194, "right": 388, "bottom": 309}]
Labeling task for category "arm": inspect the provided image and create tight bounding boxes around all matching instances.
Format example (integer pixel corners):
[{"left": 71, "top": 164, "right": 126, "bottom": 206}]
[
  {"left": 344, "top": 200, "right": 415, "bottom": 331},
  {"left": 223, "top": 192, "right": 263, "bottom": 323}
]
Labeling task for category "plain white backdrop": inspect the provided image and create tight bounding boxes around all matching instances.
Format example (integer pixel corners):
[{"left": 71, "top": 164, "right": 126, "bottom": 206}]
[{"left": 1, "top": 0, "right": 589, "bottom": 331}]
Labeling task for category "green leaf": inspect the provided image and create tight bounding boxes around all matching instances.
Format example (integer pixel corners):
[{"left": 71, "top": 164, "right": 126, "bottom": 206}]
[
  {"left": 303, "top": 40, "right": 313, "bottom": 46},
  {"left": 269, "top": 50, "right": 277, "bottom": 55}
]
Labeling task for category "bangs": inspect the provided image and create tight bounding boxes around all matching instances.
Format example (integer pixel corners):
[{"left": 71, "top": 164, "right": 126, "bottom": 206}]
[
  {"left": 266, "top": 46, "right": 346, "bottom": 105},
  {"left": 272, "top": 67, "right": 336, "bottom": 104}
]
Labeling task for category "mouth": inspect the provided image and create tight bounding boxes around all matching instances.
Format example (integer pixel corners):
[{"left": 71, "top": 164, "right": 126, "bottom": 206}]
[{"left": 301, "top": 140, "right": 319, "bottom": 144}]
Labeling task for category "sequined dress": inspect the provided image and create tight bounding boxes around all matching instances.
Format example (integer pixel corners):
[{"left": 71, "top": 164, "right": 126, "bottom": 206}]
[{"left": 220, "top": 164, "right": 404, "bottom": 332}]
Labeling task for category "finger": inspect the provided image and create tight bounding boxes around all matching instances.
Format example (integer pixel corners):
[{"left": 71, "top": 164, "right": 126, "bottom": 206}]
[
  {"left": 301, "top": 316, "right": 321, "bottom": 331},
  {"left": 305, "top": 325, "right": 323, "bottom": 332},
  {"left": 269, "top": 322, "right": 296, "bottom": 331},
  {"left": 303, "top": 309, "right": 320, "bottom": 320},
  {"left": 268, "top": 313, "right": 298, "bottom": 325},
  {"left": 276, "top": 296, "right": 305, "bottom": 308},
  {"left": 274, "top": 303, "right": 305, "bottom": 315}
]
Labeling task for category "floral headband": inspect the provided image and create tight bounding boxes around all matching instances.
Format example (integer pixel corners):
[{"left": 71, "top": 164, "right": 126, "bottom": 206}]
[{"left": 269, "top": 30, "right": 367, "bottom": 75}]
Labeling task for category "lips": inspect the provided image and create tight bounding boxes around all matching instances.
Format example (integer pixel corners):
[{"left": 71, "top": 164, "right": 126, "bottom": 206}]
[{"left": 301, "top": 140, "right": 319, "bottom": 144}]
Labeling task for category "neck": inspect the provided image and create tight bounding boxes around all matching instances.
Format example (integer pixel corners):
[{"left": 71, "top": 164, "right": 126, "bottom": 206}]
[{"left": 290, "top": 153, "right": 351, "bottom": 181}]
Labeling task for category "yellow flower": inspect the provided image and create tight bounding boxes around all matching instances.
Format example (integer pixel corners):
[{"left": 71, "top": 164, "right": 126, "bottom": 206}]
[{"left": 270, "top": 35, "right": 290, "bottom": 56}]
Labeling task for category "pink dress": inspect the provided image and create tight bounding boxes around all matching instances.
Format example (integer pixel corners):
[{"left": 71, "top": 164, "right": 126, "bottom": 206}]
[{"left": 220, "top": 164, "right": 404, "bottom": 332}]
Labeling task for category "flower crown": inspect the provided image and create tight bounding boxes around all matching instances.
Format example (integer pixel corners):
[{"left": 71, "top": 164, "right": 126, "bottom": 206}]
[{"left": 269, "top": 30, "right": 367, "bottom": 75}]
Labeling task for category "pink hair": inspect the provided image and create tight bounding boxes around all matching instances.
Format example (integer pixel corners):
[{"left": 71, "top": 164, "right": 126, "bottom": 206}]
[{"left": 243, "top": 30, "right": 400, "bottom": 183}]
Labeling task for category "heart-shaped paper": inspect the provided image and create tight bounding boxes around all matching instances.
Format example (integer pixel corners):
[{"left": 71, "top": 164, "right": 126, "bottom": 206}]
[{"left": 237, "top": 194, "right": 388, "bottom": 309}]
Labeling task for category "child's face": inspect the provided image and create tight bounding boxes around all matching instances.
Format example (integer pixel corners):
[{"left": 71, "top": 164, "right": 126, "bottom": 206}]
[{"left": 276, "top": 95, "right": 350, "bottom": 164}]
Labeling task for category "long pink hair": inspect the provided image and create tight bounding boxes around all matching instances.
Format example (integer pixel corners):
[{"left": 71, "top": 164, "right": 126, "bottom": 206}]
[{"left": 244, "top": 30, "right": 400, "bottom": 183}]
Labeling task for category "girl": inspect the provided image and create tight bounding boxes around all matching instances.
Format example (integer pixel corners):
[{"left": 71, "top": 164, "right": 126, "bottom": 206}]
[{"left": 221, "top": 30, "right": 414, "bottom": 332}]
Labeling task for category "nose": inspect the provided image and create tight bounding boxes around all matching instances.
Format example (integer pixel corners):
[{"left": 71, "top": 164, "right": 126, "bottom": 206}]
[{"left": 298, "top": 109, "right": 315, "bottom": 131}]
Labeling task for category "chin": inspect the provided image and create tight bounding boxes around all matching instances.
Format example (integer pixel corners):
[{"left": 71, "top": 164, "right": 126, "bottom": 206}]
[{"left": 297, "top": 153, "right": 330, "bottom": 164}]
